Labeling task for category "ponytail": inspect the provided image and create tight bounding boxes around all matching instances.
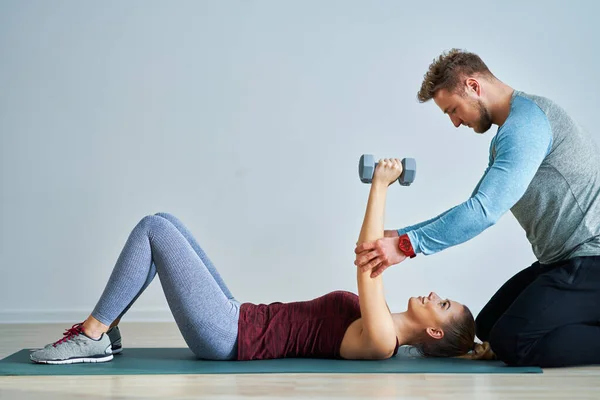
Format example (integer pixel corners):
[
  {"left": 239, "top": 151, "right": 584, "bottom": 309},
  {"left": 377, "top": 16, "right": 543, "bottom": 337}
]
[{"left": 457, "top": 341, "right": 497, "bottom": 360}]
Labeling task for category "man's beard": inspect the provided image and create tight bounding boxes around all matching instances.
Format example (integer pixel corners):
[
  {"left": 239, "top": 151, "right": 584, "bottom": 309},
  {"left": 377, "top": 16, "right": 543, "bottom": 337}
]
[{"left": 474, "top": 99, "right": 493, "bottom": 133}]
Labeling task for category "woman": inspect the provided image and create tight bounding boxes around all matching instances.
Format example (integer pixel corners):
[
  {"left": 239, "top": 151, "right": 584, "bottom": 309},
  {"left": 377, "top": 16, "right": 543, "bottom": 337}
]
[{"left": 30, "top": 159, "right": 476, "bottom": 364}]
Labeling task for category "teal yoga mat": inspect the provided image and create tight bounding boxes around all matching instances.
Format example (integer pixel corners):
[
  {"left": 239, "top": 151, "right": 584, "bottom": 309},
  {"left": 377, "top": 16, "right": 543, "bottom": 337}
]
[{"left": 0, "top": 348, "right": 542, "bottom": 375}]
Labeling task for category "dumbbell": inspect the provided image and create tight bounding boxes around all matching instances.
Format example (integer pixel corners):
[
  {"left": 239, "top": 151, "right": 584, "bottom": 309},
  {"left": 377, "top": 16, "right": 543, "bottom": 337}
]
[{"left": 358, "top": 154, "right": 416, "bottom": 186}]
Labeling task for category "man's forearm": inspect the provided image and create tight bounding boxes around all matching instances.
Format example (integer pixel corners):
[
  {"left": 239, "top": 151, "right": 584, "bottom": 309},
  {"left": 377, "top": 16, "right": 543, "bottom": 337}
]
[{"left": 395, "top": 206, "right": 457, "bottom": 236}]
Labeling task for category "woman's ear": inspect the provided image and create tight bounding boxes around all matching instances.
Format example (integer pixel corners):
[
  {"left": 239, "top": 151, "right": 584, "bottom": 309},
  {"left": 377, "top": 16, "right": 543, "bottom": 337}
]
[{"left": 425, "top": 327, "right": 444, "bottom": 340}]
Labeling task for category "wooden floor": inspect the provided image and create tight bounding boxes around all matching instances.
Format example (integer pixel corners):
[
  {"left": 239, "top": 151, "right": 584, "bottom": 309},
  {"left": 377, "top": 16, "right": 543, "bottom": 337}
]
[{"left": 1, "top": 323, "right": 600, "bottom": 399}]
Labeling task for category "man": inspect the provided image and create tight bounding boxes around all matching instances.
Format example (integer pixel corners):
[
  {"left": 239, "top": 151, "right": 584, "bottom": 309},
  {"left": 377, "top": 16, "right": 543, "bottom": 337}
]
[{"left": 354, "top": 48, "right": 600, "bottom": 368}]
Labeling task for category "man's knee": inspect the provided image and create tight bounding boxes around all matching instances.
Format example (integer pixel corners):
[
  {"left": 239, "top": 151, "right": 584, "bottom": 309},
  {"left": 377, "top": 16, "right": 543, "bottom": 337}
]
[
  {"left": 475, "top": 313, "right": 493, "bottom": 342},
  {"left": 488, "top": 315, "right": 547, "bottom": 367},
  {"left": 488, "top": 316, "right": 530, "bottom": 366}
]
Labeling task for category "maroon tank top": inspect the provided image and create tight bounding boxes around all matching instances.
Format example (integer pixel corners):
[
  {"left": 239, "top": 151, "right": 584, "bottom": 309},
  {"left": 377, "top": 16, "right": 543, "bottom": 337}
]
[{"left": 236, "top": 290, "right": 400, "bottom": 360}]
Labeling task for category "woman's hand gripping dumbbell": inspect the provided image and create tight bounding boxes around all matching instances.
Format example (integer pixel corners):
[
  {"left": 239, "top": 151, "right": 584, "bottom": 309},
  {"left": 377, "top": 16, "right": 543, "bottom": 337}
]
[{"left": 358, "top": 154, "right": 416, "bottom": 186}]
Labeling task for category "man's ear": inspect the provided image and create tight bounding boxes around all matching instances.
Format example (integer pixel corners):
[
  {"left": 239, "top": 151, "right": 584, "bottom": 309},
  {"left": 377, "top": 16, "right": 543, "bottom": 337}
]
[
  {"left": 466, "top": 78, "right": 481, "bottom": 96},
  {"left": 426, "top": 327, "right": 444, "bottom": 340}
]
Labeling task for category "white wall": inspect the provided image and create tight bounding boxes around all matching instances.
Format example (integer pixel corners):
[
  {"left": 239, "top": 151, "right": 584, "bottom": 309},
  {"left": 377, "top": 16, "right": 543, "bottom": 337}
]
[{"left": 1, "top": 0, "right": 599, "bottom": 323}]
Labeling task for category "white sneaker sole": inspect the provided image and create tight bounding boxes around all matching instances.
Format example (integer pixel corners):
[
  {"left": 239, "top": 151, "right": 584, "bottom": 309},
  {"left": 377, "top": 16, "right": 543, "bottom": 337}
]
[{"left": 32, "top": 354, "right": 114, "bottom": 365}]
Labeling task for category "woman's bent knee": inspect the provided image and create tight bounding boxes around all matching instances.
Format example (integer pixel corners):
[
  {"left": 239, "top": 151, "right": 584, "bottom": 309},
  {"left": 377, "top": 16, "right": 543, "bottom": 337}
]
[
  {"left": 136, "top": 215, "right": 172, "bottom": 236},
  {"left": 154, "top": 212, "right": 175, "bottom": 220}
]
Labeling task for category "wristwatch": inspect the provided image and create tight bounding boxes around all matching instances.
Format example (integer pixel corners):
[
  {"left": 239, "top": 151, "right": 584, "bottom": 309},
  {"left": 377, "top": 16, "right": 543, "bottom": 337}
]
[{"left": 398, "top": 234, "right": 416, "bottom": 258}]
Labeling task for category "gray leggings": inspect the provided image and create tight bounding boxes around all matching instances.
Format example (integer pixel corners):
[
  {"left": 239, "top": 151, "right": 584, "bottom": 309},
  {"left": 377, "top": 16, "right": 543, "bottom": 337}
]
[{"left": 91, "top": 212, "right": 240, "bottom": 360}]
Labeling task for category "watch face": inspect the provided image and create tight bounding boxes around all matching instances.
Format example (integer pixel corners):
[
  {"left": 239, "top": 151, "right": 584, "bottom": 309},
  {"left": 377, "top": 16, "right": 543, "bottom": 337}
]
[
  {"left": 398, "top": 236, "right": 415, "bottom": 257},
  {"left": 399, "top": 237, "right": 411, "bottom": 251}
]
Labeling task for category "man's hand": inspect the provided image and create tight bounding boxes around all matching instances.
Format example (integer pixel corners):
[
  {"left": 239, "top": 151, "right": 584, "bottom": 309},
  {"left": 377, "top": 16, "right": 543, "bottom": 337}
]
[{"left": 354, "top": 234, "right": 407, "bottom": 277}]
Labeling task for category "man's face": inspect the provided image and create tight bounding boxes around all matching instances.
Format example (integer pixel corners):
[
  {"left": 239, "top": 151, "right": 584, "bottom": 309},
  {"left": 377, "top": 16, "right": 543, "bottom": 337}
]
[{"left": 433, "top": 85, "right": 493, "bottom": 134}]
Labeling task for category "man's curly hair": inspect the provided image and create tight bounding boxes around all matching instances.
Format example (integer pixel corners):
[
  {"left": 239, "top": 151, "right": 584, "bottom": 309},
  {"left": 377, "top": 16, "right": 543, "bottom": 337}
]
[{"left": 417, "top": 48, "right": 495, "bottom": 103}]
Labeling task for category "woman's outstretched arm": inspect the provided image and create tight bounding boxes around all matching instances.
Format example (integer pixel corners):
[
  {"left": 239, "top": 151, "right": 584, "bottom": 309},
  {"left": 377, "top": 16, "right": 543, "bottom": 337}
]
[{"left": 355, "top": 159, "right": 402, "bottom": 358}]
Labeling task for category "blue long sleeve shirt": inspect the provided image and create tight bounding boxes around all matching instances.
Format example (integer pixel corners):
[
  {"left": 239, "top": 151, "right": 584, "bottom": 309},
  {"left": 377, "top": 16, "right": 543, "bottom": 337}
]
[{"left": 397, "top": 90, "right": 600, "bottom": 263}]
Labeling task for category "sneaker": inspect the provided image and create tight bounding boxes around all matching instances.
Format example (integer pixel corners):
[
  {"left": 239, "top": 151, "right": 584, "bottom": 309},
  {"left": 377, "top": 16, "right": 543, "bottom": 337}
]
[
  {"left": 30, "top": 323, "right": 113, "bottom": 364},
  {"left": 106, "top": 326, "right": 123, "bottom": 354}
]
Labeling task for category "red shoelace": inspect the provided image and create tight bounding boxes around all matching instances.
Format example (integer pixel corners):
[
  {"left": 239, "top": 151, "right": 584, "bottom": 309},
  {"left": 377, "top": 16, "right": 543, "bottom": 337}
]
[{"left": 53, "top": 323, "right": 84, "bottom": 347}]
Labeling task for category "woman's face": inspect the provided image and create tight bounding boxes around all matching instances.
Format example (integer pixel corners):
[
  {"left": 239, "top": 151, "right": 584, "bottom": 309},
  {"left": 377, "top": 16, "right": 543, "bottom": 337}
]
[{"left": 407, "top": 292, "right": 465, "bottom": 339}]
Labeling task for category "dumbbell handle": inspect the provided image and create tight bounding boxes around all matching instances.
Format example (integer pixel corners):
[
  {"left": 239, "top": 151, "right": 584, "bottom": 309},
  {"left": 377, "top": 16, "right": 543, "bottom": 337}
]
[
  {"left": 371, "top": 158, "right": 406, "bottom": 186},
  {"left": 372, "top": 159, "right": 412, "bottom": 185},
  {"left": 358, "top": 155, "right": 416, "bottom": 186}
]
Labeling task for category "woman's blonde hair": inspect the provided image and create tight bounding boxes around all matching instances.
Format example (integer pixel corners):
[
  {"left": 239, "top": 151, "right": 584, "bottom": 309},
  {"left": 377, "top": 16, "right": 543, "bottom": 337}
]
[
  {"left": 457, "top": 341, "right": 497, "bottom": 360},
  {"left": 413, "top": 304, "right": 476, "bottom": 358}
]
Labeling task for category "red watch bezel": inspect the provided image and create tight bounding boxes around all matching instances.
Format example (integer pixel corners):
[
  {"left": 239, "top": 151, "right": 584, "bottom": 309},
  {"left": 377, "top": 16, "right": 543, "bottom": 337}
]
[{"left": 398, "top": 234, "right": 416, "bottom": 258}]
